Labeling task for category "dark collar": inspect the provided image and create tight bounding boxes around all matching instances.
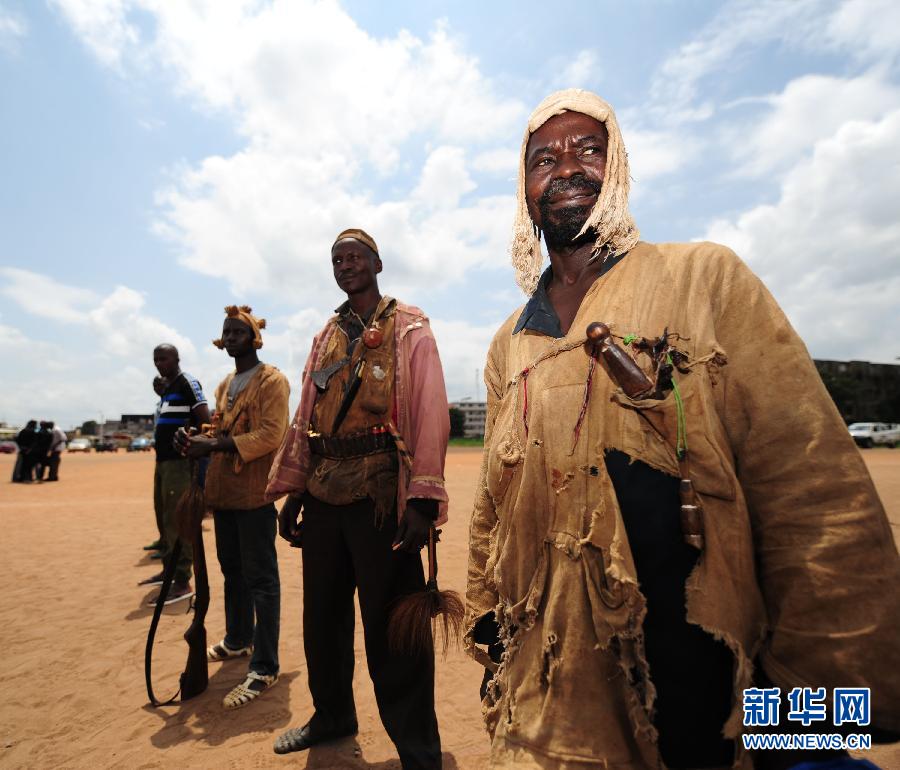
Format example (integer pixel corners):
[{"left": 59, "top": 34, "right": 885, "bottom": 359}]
[{"left": 513, "top": 251, "right": 629, "bottom": 338}]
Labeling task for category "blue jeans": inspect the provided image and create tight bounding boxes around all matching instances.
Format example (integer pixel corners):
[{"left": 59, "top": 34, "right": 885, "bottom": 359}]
[{"left": 213, "top": 504, "right": 280, "bottom": 677}]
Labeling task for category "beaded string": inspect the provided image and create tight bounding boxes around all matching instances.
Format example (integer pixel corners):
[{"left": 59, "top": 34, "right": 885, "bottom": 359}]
[{"left": 667, "top": 352, "right": 688, "bottom": 459}]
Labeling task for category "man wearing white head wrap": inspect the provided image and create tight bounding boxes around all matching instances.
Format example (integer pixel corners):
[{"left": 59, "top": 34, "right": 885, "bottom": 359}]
[{"left": 466, "top": 90, "right": 900, "bottom": 769}]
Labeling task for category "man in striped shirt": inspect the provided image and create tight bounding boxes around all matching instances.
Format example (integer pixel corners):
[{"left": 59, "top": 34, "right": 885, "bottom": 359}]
[{"left": 138, "top": 343, "right": 210, "bottom": 605}]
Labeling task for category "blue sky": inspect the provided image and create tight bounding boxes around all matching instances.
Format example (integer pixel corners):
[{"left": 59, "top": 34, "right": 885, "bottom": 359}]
[{"left": 2, "top": 0, "right": 899, "bottom": 429}]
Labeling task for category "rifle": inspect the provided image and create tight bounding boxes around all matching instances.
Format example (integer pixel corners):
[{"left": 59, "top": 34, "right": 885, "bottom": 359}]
[{"left": 145, "top": 455, "right": 211, "bottom": 706}]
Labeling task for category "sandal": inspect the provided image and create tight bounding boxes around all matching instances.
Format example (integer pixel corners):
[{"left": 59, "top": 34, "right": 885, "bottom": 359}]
[
  {"left": 207, "top": 639, "right": 252, "bottom": 662},
  {"left": 223, "top": 671, "right": 277, "bottom": 710}
]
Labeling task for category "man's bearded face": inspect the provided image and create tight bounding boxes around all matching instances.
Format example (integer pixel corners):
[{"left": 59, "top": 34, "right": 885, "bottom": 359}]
[
  {"left": 524, "top": 111, "right": 608, "bottom": 249},
  {"left": 538, "top": 176, "right": 602, "bottom": 247}
]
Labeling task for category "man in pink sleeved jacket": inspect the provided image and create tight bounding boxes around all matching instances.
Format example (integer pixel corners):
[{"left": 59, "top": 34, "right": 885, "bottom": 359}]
[{"left": 266, "top": 228, "right": 450, "bottom": 769}]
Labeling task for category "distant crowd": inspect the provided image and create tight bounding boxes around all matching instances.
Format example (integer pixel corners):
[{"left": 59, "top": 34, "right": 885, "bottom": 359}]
[{"left": 11, "top": 420, "right": 67, "bottom": 483}]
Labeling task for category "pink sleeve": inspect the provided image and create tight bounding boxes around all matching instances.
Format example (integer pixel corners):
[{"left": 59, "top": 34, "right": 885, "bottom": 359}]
[
  {"left": 406, "top": 330, "right": 450, "bottom": 523},
  {"left": 265, "top": 334, "right": 320, "bottom": 500}
]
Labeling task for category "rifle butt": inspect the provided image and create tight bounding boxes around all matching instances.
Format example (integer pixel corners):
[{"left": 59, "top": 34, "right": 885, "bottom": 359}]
[{"left": 179, "top": 625, "right": 209, "bottom": 701}]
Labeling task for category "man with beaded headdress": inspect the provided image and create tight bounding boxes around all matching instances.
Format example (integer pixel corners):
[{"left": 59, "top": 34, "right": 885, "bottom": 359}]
[
  {"left": 465, "top": 90, "right": 900, "bottom": 769},
  {"left": 176, "top": 305, "right": 290, "bottom": 709}
]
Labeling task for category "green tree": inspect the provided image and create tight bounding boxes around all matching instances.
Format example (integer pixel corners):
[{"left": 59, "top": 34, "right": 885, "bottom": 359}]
[
  {"left": 81, "top": 420, "right": 98, "bottom": 436},
  {"left": 449, "top": 407, "right": 466, "bottom": 438}
]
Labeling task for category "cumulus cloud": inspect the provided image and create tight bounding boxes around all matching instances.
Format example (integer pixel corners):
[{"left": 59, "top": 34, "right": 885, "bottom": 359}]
[
  {"left": 0, "top": 269, "right": 195, "bottom": 358},
  {"left": 413, "top": 146, "right": 477, "bottom": 210},
  {"left": 0, "top": 267, "right": 97, "bottom": 322},
  {"left": 87, "top": 285, "right": 196, "bottom": 357},
  {"left": 49, "top": 0, "right": 139, "bottom": 67},
  {"left": 729, "top": 72, "right": 900, "bottom": 177},
  {"left": 53, "top": 1, "right": 526, "bottom": 301},
  {"left": 0, "top": 320, "right": 153, "bottom": 427},
  {"left": 703, "top": 109, "right": 900, "bottom": 363},
  {"left": 824, "top": 0, "right": 900, "bottom": 62}
]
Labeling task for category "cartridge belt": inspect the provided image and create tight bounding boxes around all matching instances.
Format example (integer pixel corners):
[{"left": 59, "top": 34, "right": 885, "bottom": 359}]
[{"left": 308, "top": 425, "right": 396, "bottom": 459}]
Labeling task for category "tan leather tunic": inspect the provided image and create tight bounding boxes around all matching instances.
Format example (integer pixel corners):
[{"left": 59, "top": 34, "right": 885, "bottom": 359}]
[
  {"left": 466, "top": 242, "right": 900, "bottom": 768},
  {"left": 307, "top": 296, "right": 399, "bottom": 521}
]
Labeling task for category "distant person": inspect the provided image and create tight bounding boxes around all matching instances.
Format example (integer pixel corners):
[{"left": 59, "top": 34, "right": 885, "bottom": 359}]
[
  {"left": 175, "top": 305, "right": 289, "bottom": 710},
  {"left": 143, "top": 376, "right": 169, "bottom": 555},
  {"left": 31, "top": 421, "right": 52, "bottom": 482},
  {"left": 45, "top": 422, "right": 67, "bottom": 481},
  {"left": 12, "top": 420, "right": 37, "bottom": 482},
  {"left": 138, "top": 344, "right": 209, "bottom": 606}
]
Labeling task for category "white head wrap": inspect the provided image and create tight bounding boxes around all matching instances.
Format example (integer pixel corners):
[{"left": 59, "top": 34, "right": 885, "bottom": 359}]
[{"left": 510, "top": 89, "right": 640, "bottom": 295}]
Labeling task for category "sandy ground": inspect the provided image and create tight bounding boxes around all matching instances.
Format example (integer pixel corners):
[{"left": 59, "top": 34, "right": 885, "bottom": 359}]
[{"left": 0, "top": 448, "right": 897, "bottom": 769}]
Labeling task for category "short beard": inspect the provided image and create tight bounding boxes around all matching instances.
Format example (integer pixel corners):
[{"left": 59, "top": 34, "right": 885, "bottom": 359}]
[{"left": 538, "top": 176, "right": 602, "bottom": 250}]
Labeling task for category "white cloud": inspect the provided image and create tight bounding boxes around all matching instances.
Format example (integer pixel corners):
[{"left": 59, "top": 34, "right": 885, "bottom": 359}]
[
  {"left": 552, "top": 49, "right": 599, "bottom": 91},
  {"left": 621, "top": 125, "right": 698, "bottom": 185},
  {"left": 49, "top": 0, "right": 138, "bottom": 68},
  {"left": 0, "top": 321, "right": 139, "bottom": 428},
  {"left": 52, "top": 1, "right": 525, "bottom": 305},
  {"left": 87, "top": 285, "right": 196, "bottom": 357},
  {"left": 648, "top": 0, "right": 825, "bottom": 123},
  {"left": 824, "top": 0, "right": 900, "bottom": 62},
  {"left": 702, "top": 109, "right": 900, "bottom": 363},
  {"left": 0, "top": 4, "right": 26, "bottom": 54},
  {"left": 729, "top": 72, "right": 900, "bottom": 177},
  {"left": 430, "top": 318, "right": 500, "bottom": 402},
  {"left": 643, "top": 0, "right": 899, "bottom": 133},
  {"left": 472, "top": 147, "right": 518, "bottom": 177},
  {"left": 413, "top": 146, "right": 476, "bottom": 210},
  {"left": 259, "top": 306, "right": 330, "bottom": 385},
  {"left": 154, "top": 143, "right": 516, "bottom": 300},
  {"left": 0, "top": 267, "right": 97, "bottom": 322},
  {"left": 0, "top": 268, "right": 195, "bottom": 358}
]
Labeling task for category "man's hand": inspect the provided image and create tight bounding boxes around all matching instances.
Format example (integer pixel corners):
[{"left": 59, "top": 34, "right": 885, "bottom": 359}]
[
  {"left": 173, "top": 428, "right": 216, "bottom": 458},
  {"left": 392, "top": 498, "right": 437, "bottom": 553},
  {"left": 278, "top": 495, "right": 303, "bottom": 548}
]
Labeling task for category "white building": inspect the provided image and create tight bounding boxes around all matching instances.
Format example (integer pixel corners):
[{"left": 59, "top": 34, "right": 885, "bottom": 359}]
[{"left": 449, "top": 399, "right": 487, "bottom": 438}]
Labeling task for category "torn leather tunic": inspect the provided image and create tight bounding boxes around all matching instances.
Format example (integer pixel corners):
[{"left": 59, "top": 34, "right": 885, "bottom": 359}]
[
  {"left": 267, "top": 298, "right": 450, "bottom": 525},
  {"left": 465, "top": 241, "right": 900, "bottom": 769},
  {"left": 306, "top": 297, "right": 400, "bottom": 523}
]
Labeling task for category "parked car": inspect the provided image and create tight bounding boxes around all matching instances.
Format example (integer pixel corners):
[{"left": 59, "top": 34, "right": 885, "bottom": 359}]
[
  {"left": 67, "top": 438, "right": 92, "bottom": 453},
  {"left": 0, "top": 440, "right": 17, "bottom": 454},
  {"left": 848, "top": 422, "right": 900, "bottom": 448},
  {"left": 94, "top": 439, "right": 119, "bottom": 453},
  {"left": 128, "top": 437, "right": 152, "bottom": 452}
]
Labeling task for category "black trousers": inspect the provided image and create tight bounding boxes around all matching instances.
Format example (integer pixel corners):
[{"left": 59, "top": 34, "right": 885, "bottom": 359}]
[
  {"left": 47, "top": 451, "right": 62, "bottom": 481},
  {"left": 213, "top": 504, "right": 281, "bottom": 677},
  {"left": 301, "top": 493, "right": 441, "bottom": 770}
]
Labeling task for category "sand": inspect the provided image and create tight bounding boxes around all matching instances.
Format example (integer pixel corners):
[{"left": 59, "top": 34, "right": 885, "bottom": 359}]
[{"left": 0, "top": 448, "right": 897, "bottom": 769}]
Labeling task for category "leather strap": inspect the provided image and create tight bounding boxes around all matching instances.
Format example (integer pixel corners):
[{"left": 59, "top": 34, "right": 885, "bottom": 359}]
[
  {"left": 144, "top": 539, "right": 184, "bottom": 707},
  {"left": 308, "top": 426, "right": 396, "bottom": 459}
]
